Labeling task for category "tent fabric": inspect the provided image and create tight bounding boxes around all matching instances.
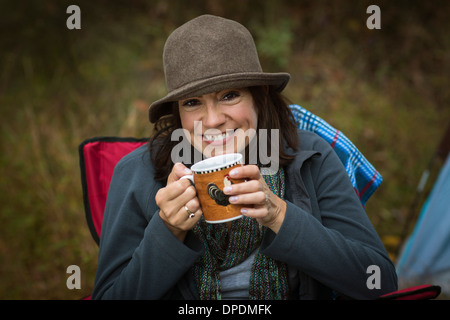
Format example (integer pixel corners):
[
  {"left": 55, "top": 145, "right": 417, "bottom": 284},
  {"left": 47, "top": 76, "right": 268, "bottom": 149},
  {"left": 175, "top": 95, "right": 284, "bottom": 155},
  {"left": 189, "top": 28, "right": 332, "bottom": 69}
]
[
  {"left": 397, "top": 154, "right": 450, "bottom": 296},
  {"left": 290, "top": 105, "right": 382, "bottom": 206}
]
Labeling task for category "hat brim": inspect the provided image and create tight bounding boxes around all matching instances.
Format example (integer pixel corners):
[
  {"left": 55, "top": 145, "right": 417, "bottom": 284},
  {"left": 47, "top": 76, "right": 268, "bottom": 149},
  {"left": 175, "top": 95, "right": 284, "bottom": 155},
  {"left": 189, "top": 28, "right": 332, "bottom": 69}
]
[{"left": 148, "top": 72, "right": 290, "bottom": 123}]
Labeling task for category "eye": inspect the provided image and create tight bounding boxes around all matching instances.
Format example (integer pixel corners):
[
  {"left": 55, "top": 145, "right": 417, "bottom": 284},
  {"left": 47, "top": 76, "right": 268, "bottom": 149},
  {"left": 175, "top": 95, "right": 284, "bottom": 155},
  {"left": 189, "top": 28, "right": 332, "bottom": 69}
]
[
  {"left": 221, "top": 91, "right": 240, "bottom": 101},
  {"left": 181, "top": 99, "right": 200, "bottom": 107}
]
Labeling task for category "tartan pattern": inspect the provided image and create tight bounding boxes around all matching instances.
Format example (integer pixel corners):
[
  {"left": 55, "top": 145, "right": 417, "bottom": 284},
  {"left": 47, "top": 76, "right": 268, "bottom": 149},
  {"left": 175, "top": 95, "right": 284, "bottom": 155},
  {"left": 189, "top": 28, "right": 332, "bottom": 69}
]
[{"left": 289, "top": 104, "right": 382, "bottom": 206}]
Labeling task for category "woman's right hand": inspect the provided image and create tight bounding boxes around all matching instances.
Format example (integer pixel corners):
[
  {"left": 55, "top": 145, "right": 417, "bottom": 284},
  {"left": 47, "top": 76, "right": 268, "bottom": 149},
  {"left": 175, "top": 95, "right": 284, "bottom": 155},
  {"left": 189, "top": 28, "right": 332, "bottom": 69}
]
[{"left": 155, "top": 163, "right": 202, "bottom": 242}]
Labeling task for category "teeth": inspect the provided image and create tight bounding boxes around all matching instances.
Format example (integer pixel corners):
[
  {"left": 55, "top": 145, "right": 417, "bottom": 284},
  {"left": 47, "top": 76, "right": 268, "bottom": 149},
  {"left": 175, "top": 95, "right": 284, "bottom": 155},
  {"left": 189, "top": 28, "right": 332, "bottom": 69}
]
[{"left": 204, "top": 130, "right": 234, "bottom": 141}]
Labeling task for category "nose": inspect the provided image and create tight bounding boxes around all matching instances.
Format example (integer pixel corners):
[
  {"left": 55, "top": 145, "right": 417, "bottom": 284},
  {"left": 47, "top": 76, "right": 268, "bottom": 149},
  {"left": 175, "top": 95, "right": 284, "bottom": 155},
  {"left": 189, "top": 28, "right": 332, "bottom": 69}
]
[{"left": 203, "top": 101, "right": 226, "bottom": 128}]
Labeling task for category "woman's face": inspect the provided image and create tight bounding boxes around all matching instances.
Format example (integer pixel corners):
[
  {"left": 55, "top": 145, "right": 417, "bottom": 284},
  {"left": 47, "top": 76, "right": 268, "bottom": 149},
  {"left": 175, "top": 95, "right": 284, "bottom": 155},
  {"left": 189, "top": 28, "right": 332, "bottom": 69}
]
[{"left": 178, "top": 88, "right": 258, "bottom": 158}]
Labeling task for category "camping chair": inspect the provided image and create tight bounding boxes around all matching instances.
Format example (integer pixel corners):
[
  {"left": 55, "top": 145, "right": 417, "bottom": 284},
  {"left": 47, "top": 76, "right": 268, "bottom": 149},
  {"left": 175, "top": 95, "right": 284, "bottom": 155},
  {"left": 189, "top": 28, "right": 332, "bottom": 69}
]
[
  {"left": 289, "top": 105, "right": 382, "bottom": 207},
  {"left": 79, "top": 105, "right": 440, "bottom": 300}
]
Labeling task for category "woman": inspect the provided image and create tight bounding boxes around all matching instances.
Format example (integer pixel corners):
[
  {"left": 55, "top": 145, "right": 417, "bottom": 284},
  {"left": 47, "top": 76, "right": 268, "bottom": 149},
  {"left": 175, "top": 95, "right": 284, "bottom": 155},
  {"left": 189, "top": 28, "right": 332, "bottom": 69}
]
[{"left": 92, "top": 15, "right": 397, "bottom": 300}]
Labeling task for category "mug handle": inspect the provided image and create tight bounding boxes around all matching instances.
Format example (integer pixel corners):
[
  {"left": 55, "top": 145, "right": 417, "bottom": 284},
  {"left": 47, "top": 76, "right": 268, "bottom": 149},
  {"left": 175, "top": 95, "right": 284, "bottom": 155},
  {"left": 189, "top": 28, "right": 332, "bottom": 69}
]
[{"left": 180, "top": 174, "right": 195, "bottom": 187}]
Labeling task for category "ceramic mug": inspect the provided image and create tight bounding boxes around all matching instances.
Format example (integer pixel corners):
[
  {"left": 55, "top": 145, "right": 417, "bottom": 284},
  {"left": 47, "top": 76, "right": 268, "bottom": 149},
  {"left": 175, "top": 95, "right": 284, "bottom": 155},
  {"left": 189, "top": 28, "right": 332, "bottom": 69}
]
[{"left": 181, "top": 153, "right": 244, "bottom": 223}]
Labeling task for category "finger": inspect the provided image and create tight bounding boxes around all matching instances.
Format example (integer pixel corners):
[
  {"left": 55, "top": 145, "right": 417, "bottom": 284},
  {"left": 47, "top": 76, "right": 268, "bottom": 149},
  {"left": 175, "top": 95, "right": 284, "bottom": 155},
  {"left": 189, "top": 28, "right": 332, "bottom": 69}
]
[
  {"left": 163, "top": 196, "right": 199, "bottom": 226},
  {"left": 155, "top": 180, "right": 196, "bottom": 215},
  {"left": 169, "top": 179, "right": 196, "bottom": 200},
  {"left": 223, "top": 179, "right": 261, "bottom": 195},
  {"left": 176, "top": 203, "right": 203, "bottom": 228},
  {"left": 185, "top": 197, "right": 201, "bottom": 214},
  {"left": 228, "top": 164, "right": 260, "bottom": 180},
  {"left": 171, "top": 183, "right": 197, "bottom": 210},
  {"left": 228, "top": 190, "right": 266, "bottom": 205},
  {"left": 239, "top": 206, "right": 269, "bottom": 219},
  {"left": 167, "top": 162, "right": 192, "bottom": 184}
]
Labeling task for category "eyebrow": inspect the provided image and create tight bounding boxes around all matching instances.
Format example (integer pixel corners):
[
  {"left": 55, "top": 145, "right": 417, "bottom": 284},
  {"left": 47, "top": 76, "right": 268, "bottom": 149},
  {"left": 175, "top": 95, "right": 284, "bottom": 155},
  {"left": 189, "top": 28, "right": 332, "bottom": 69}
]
[{"left": 181, "top": 88, "right": 243, "bottom": 101}]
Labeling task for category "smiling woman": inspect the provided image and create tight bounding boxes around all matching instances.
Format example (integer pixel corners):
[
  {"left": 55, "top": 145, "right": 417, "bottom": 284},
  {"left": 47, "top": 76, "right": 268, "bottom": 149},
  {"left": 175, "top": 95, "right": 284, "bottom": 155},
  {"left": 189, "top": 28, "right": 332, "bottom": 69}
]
[
  {"left": 151, "top": 84, "right": 298, "bottom": 182},
  {"left": 178, "top": 88, "right": 258, "bottom": 157},
  {"left": 91, "top": 14, "right": 397, "bottom": 300}
]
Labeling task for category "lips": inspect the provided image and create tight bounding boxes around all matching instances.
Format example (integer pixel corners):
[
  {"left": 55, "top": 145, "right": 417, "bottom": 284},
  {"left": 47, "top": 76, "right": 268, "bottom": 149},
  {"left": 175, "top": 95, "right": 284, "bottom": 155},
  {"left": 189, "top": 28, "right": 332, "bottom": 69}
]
[
  {"left": 203, "top": 130, "right": 234, "bottom": 141},
  {"left": 202, "top": 129, "right": 236, "bottom": 144}
]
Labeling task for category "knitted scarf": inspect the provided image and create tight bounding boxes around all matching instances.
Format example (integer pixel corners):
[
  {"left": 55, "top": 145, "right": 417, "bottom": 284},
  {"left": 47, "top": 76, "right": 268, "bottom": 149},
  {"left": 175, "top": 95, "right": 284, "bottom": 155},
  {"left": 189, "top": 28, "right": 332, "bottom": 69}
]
[{"left": 192, "top": 167, "right": 289, "bottom": 300}]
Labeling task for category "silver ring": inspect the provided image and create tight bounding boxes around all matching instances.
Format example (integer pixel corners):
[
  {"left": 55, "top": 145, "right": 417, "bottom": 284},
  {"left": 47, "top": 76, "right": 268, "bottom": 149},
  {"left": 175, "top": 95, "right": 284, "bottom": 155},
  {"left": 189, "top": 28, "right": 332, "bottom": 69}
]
[{"left": 185, "top": 206, "right": 195, "bottom": 218}]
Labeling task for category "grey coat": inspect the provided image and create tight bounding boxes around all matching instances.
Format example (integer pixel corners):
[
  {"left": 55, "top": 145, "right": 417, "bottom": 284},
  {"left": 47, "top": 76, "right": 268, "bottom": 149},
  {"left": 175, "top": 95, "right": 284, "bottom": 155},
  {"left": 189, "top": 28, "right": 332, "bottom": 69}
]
[{"left": 92, "top": 130, "right": 397, "bottom": 300}]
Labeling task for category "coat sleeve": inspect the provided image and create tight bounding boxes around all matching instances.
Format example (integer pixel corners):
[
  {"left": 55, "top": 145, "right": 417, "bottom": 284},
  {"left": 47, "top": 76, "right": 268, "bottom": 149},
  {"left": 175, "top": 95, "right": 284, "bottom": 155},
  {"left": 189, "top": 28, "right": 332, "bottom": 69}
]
[
  {"left": 91, "top": 149, "right": 203, "bottom": 299},
  {"left": 261, "top": 134, "right": 398, "bottom": 299}
]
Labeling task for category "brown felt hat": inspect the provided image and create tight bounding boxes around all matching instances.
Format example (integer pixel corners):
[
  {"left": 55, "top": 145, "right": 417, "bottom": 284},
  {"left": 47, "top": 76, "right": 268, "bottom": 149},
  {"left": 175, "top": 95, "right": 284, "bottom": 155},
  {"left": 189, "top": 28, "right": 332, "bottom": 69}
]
[{"left": 148, "top": 14, "right": 290, "bottom": 123}]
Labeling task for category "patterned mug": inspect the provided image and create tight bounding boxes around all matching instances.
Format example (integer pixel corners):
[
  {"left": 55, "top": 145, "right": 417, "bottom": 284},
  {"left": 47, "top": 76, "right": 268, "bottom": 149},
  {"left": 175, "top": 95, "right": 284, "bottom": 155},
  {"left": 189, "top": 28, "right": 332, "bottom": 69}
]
[{"left": 181, "top": 153, "right": 244, "bottom": 223}]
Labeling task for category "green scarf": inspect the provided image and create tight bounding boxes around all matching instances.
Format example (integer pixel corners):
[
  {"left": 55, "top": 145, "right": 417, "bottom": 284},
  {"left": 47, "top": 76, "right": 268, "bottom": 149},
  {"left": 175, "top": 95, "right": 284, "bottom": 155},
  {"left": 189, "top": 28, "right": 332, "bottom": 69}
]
[{"left": 192, "top": 167, "right": 289, "bottom": 300}]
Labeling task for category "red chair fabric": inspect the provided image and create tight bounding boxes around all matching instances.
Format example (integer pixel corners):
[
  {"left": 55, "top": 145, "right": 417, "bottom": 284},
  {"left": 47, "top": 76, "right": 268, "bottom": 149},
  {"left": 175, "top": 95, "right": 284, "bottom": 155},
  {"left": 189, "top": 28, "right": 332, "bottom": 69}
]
[
  {"left": 378, "top": 284, "right": 441, "bottom": 300},
  {"left": 79, "top": 137, "right": 148, "bottom": 244}
]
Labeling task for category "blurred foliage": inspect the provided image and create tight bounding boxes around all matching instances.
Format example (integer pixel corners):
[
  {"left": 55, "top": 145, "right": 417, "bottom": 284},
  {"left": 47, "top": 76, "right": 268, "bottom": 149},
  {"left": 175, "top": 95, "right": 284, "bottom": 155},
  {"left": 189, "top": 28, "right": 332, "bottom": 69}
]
[{"left": 0, "top": 0, "right": 449, "bottom": 299}]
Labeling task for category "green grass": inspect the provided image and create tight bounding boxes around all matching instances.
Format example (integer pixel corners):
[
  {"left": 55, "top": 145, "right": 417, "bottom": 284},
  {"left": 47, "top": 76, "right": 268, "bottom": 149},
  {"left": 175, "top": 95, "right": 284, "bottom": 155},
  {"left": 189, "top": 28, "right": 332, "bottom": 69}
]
[{"left": 0, "top": 1, "right": 449, "bottom": 299}]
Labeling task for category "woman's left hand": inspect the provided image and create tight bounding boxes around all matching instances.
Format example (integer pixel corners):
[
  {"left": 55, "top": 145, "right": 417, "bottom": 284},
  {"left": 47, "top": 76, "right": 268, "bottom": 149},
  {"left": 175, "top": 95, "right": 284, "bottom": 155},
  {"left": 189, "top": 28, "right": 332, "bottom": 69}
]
[{"left": 223, "top": 165, "right": 286, "bottom": 233}]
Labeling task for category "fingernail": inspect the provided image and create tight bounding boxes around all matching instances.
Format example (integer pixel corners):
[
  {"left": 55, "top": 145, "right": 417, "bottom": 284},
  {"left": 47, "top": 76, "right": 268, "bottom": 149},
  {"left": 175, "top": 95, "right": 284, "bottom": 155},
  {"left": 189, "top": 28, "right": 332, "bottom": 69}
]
[
  {"left": 229, "top": 196, "right": 238, "bottom": 202},
  {"left": 184, "top": 167, "right": 192, "bottom": 174},
  {"left": 223, "top": 186, "right": 232, "bottom": 193},
  {"left": 229, "top": 169, "right": 238, "bottom": 177},
  {"left": 241, "top": 208, "right": 247, "bottom": 214}
]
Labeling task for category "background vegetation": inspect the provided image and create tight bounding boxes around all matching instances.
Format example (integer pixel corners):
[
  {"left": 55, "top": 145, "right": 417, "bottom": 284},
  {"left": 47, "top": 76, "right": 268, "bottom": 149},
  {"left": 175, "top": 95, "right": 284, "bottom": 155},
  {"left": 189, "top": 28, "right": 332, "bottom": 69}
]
[{"left": 0, "top": 0, "right": 449, "bottom": 299}]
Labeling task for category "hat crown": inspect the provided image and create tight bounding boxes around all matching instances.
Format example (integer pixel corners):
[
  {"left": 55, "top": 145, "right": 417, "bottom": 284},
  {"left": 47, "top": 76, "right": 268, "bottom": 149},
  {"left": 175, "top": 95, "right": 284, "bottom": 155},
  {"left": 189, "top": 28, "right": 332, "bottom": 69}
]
[{"left": 163, "top": 15, "right": 262, "bottom": 93}]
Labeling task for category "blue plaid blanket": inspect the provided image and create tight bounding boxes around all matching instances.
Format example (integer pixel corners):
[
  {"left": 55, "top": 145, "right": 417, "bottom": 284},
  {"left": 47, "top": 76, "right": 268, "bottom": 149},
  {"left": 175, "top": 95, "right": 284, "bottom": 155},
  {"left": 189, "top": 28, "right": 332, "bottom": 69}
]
[{"left": 289, "top": 104, "right": 382, "bottom": 206}]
